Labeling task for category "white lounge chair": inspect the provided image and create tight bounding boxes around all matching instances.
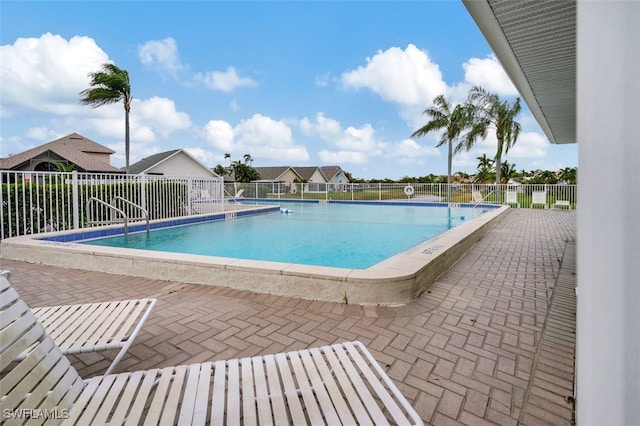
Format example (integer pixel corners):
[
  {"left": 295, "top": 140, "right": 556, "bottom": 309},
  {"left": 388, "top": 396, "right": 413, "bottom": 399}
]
[
  {"left": 505, "top": 190, "right": 520, "bottom": 208},
  {"left": 0, "top": 270, "right": 156, "bottom": 376},
  {"left": 0, "top": 275, "right": 424, "bottom": 425},
  {"left": 552, "top": 199, "right": 571, "bottom": 209},
  {"left": 531, "top": 190, "right": 548, "bottom": 209},
  {"left": 472, "top": 190, "right": 485, "bottom": 205}
]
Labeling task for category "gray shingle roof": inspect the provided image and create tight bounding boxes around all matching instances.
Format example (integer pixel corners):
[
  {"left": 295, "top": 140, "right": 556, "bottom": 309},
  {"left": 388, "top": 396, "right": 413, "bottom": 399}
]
[
  {"left": 252, "top": 166, "right": 297, "bottom": 181},
  {"left": 127, "top": 150, "right": 181, "bottom": 174},
  {"left": 293, "top": 166, "right": 325, "bottom": 181}
]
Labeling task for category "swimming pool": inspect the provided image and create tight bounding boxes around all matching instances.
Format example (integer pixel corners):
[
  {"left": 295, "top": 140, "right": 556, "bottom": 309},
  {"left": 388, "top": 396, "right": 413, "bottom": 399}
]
[
  {"left": 83, "top": 202, "right": 490, "bottom": 269},
  {"left": 1, "top": 201, "right": 509, "bottom": 305}
]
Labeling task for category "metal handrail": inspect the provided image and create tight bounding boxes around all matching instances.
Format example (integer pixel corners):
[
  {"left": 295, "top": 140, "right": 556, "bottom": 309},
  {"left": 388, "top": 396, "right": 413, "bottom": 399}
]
[
  {"left": 87, "top": 197, "right": 129, "bottom": 236},
  {"left": 473, "top": 189, "right": 496, "bottom": 208},
  {"left": 112, "top": 196, "right": 149, "bottom": 234}
]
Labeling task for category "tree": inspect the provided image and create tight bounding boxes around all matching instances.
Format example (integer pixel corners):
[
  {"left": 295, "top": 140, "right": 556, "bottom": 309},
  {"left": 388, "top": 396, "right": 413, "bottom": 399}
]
[
  {"left": 473, "top": 167, "right": 495, "bottom": 184},
  {"left": 230, "top": 161, "right": 260, "bottom": 183},
  {"left": 476, "top": 153, "right": 494, "bottom": 171},
  {"left": 411, "top": 95, "right": 475, "bottom": 186},
  {"left": 79, "top": 63, "right": 132, "bottom": 172},
  {"left": 221, "top": 154, "right": 259, "bottom": 182},
  {"left": 212, "top": 164, "right": 227, "bottom": 176},
  {"left": 559, "top": 166, "right": 577, "bottom": 184},
  {"left": 468, "top": 86, "right": 522, "bottom": 185},
  {"left": 500, "top": 160, "right": 518, "bottom": 183},
  {"left": 529, "top": 169, "right": 558, "bottom": 184}
]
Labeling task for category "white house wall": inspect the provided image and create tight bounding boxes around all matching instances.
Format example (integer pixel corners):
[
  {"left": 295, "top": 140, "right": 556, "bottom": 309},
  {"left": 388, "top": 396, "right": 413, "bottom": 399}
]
[
  {"left": 576, "top": 1, "right": 639, "bottom": 424},
  {"left": 148, "top": 152, "right": 215, "bottom": 178}
]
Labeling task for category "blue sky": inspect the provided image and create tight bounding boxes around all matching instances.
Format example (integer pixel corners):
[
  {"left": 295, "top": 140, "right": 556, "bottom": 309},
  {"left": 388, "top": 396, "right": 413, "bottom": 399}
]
[{"left": 0, "top": 1, "right": 577, "bottom": 180}]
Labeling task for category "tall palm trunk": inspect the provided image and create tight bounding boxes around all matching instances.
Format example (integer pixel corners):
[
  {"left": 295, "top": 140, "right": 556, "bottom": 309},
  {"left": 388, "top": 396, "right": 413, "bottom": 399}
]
[
  {"left": 125, "top": 101, "right": 130, "bottom": 174},
  {"left": 495, "top": 128, "right": 504, "bottom": 184}
]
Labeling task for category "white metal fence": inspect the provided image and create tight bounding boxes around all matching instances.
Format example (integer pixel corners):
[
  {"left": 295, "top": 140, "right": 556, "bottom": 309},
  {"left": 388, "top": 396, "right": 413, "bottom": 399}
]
[
  {"left": 1, "top": 171, "right": 575, "bottom": 240},
  {"left": 225, "top": 182, "right": 577, "bottom": 208},
  {"left": 1, "top": 171, "right": 224, "bottom": 240}
]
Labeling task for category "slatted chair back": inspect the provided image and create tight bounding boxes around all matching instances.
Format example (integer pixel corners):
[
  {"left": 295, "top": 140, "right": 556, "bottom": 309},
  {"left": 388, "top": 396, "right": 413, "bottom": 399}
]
[{"left": 0, "top": 276, "right": 85, "bottom": 422}]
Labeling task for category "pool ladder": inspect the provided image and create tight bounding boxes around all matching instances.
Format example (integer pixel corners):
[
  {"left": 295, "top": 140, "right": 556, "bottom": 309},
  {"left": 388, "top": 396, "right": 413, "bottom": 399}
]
[{"left": 86, "top": 196, "right": 149, "bottom": 237}]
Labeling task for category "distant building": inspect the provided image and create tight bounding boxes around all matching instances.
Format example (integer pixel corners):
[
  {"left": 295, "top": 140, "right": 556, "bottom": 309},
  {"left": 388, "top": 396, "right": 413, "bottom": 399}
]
[
  {"left": 0, "top": 133, "right": 120, "bottom": 173},
  {"left": 320, "top": 166, "right": 350, "bottom": 190},
  {"left": 127, "top": 149, "right": 218, "bottom": 178}
]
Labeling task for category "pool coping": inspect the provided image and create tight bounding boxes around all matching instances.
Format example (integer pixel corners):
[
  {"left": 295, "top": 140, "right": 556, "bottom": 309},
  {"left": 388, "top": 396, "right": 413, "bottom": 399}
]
[{"left": 0, "top": 202, "right": 509, "bottom": 306}]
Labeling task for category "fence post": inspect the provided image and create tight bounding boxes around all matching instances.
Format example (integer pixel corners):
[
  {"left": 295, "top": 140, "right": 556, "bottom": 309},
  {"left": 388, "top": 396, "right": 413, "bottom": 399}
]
[
  {"left": 140, "top": 174, "right": 147, "bottom": 212},
  {"left": 72, "top": 171, "right": 79, "bottom": 230}
]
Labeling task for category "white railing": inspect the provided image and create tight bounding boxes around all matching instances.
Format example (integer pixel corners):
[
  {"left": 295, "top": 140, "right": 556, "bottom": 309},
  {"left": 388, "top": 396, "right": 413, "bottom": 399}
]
[
  {"left": 1, "top": 171, "right": 224, "bottom": 240},
  {"left": 1, "top": 172, "right": 574, "bottom": 240},
  {"left": 224, "top": 182, "right": 577, "bottom": 209}
]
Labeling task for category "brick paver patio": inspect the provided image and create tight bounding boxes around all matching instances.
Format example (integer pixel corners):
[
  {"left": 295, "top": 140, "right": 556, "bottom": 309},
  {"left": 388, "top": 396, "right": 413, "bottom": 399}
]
[{"left": 1, "top": 209, "right": 576, "bottom": 425}]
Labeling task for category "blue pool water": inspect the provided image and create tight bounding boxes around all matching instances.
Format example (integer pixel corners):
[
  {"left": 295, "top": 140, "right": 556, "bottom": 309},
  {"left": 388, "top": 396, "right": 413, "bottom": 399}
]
[{"left": 83, "top": 202, "right": 490, "bottom": 269}]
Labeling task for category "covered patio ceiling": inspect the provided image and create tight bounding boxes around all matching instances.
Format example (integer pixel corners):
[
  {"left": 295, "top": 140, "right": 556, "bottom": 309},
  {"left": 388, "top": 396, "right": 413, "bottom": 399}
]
[{"left": 463, "top": 0, "right": 576, "bottom": 144}]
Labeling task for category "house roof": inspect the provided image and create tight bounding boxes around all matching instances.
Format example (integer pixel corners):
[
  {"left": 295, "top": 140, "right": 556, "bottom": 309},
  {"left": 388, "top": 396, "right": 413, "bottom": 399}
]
[
  {"left": 0, "top": 133, "right": 120, "bottom": 172},
  {"left": 127, "top": 150, "right": 181, "bottom": 174},
  {"left": 462, "top": 0, "right": 576, "bottom": 144},
  {"left": 127, "top": 149, "right": 218, "bottom": 176},
  {"left": 319, "top": 166, "right": 343, "bottom": 180},
  {"left": 252, "top": 166, "right": 301, "bottom": 181},
  {"left": 293, "top": 166, "right": 326, "bottom": 181}
]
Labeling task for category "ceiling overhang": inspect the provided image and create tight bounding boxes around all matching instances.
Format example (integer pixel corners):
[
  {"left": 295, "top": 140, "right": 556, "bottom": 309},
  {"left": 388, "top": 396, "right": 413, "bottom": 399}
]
[{"left": 462, "top": 0, "right": 576, "bottom": 144}]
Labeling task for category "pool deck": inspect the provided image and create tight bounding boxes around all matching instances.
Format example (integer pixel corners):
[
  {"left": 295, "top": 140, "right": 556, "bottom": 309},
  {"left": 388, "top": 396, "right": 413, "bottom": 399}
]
[{"left": 1, "top": 209, "right": 576, "bottom": 425}]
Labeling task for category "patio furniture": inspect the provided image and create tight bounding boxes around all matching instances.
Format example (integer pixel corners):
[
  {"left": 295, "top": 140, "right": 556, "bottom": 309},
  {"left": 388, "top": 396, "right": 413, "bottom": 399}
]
[
  {"left": 472, "top": 190, "right": 484, "bottom": 204},
  {"left": 0, "top": 270, "right": 156, "bottom": 376},
  {"left": 553, "top": 199, "right": 571, "bottom": 209},
  {"left": 0, "top": 275, "right": 424, "bottom": 425},
  {"left": 532, "top": 190, "right": 548, "bottom": 209},
  {"left": 505, "top": 190, "right": 520, "bottom": 208}
]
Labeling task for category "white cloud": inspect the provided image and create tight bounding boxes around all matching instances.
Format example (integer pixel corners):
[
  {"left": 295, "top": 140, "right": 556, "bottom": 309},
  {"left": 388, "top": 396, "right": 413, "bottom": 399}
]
[
  {"left": 0, "top": 33, "right": 110, "bottom": 116},
  {"left": 300, "top": 113, "right": 384, "bottom": 153},
  {"left": 184, "top": 147, "right": 218, "bottom": 167},
  {"left": 203, "top": 120, "right": 235, "bottom": 151},
  {"left": 507, "top": 131, "right": 548, "bottom": 159},
  {"left": 134, "top": 96, "right": 191, "bottom": 138},
  {"left": 202, "top": 114, "right": 309, "bottom": 162},
  {"left": 317, "top": 150, "right": 368, "bottom": 165},
  {"left": 462, "top": 54, "right": 518, "bottom": 96},
  {"left": 341, "top": 44, "right": 447, "bottom": 107},
  {"left": 300, "top": 113, "right": 387, "bottom": 165},
  {"left": 193, "top": 66, "right": 258, "bottom": 92},
  {"left": 388, "top": 139, "right": 440, "bottom": 158},
  {"left": 138, "top": 37, "right": 186, "bottom": 76},
  {"left": 314, "top": 72, "right": 331, "bottom": 87}
]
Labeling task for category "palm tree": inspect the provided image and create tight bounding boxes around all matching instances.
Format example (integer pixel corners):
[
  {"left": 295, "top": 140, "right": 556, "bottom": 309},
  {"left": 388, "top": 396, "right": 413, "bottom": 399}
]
[
  {"left": 473, "top": 167, "right": 495, "bottom": 184},
  {"left": 500, "top": 160, "right": 518, "bottom": 184},
  {"left": 79, "top": 63, "right": 132, "bottom": 173},
  {"left": 243, "top": 154, "right": 253, "bottom": 165},
  {"left": 559, "top": 166, "right": 577, "bottom": 184},
  {"left": 476, "top": 153, "right": 494, "bottom": 171},
  {"left": 411, "top": 95, "right": 475, "bottom": 186},
  {"left": 468, "top": 86, "right": 522, "bottom": 185}
]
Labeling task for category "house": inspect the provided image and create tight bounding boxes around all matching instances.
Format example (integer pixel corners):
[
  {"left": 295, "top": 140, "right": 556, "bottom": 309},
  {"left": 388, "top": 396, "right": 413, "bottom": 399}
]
[
  {"left": 0, "top": 133, "right": 120, "bottom": 173},
  {"left": 127, "top": 149, "right": 218, "bottom": 178},
  {"left": 251, "top": 166, "right": 302, "bottom": 193},
  {"left": 463, "top": 0, "right": 638, "bottom": 422},
  {"left": 293, "top": 166, "right": 328, "bottom": 192},
  {"left": 320, "top": 166, "right": 350, "bottom": 191},
  {"left": 251, "top": 166, "right": 301, "bottom": 183}
]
